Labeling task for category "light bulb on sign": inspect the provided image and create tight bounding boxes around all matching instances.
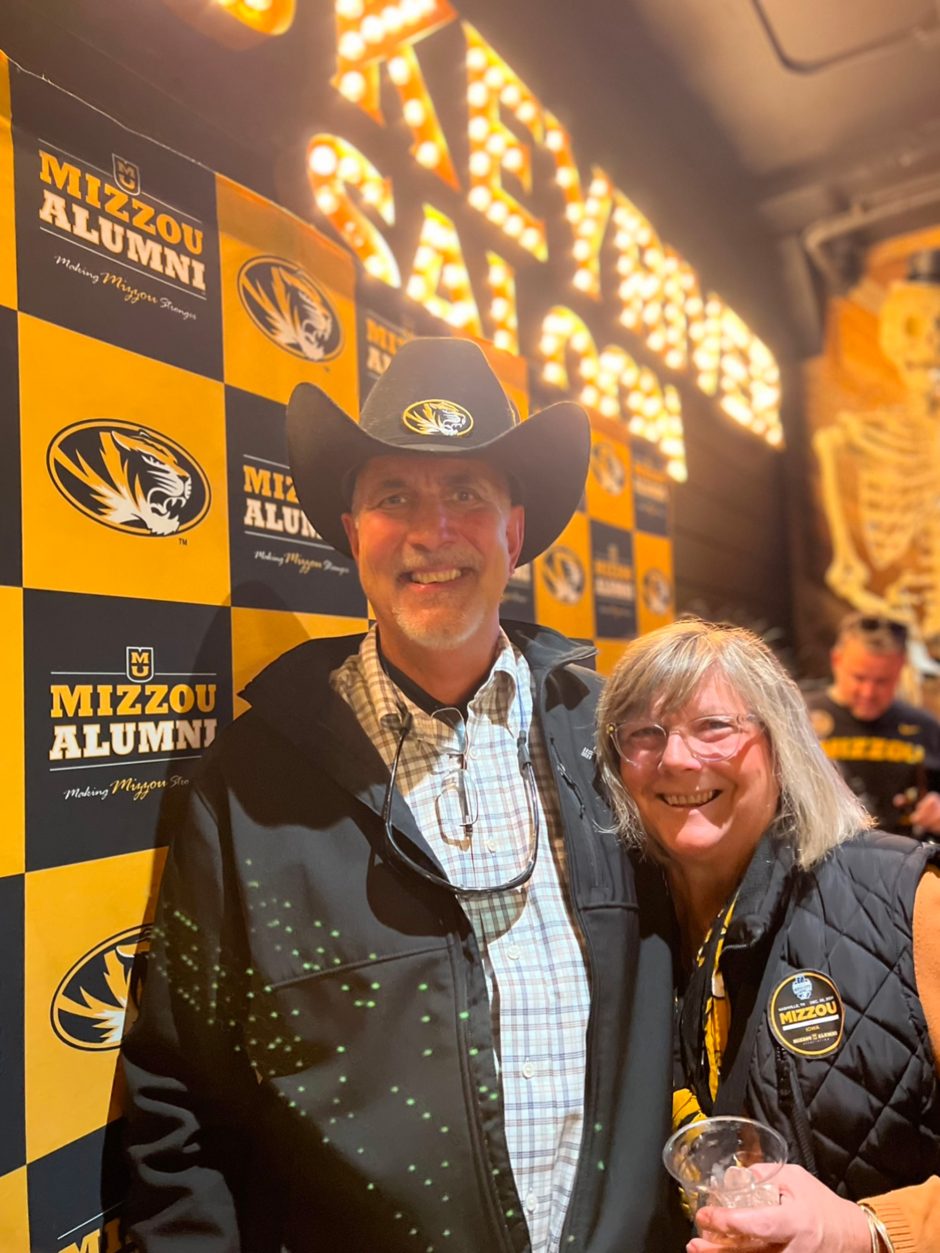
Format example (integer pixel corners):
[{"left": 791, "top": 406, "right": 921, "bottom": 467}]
[
  {"left": 337, "top": 155, "right": 361, "bottom": 182},
  {"left": 486, "top": 200, "right": 509, "bottom": 226},
  {"left": 388, "top": 56, "right": 411, "bottom": 85},
  {"left": 338, "top": 31, "right": 365, "bottom": 60},
  {"left": 403, "top": 99, "right": 427, "bottom": 126},
  {"left": 309, "top": 145, "right": 338, "bottom": 176},
  {"left": 361, "top": 14, "right": 384, "bottom": 42},
  {"left": 315, "top": 187, "right": 340, "bottom": 214},
  {"left": 468, "top": 185, "right": 492, "bottom": 211},
  {"left": 415, "top": 141, "right": 441, "bottom": 168},
  {"left": 338, "top": 72, "right": 367, "bottom": 103}
]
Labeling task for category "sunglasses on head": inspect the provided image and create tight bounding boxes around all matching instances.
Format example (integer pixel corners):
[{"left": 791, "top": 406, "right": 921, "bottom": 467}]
[{"left": 845, "top": 614, "right": 908, "bottom": 642}]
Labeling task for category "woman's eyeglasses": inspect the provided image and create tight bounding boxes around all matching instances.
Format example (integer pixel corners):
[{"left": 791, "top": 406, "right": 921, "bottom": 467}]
[
  {"left": 382, "top": 707, "right": 540, "bottom": 896},
  {"left": 607, "top": 713, "right": 761, "bottom": 768}
]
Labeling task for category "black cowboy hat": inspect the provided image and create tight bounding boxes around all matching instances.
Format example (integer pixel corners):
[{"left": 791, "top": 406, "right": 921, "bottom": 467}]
[{"left": 286, "top": 336, "right": 590, "bottom": 566}]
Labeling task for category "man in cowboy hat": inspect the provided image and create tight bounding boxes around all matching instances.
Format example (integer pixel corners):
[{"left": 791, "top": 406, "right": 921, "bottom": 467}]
[{"left": 123, "top": 337, "right": 679, "bottom": 1252}]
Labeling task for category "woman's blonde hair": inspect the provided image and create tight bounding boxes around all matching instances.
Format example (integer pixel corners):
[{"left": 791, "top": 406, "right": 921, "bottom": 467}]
[{"left": 596, "top": 617, "right": 872, "bottom": 867}]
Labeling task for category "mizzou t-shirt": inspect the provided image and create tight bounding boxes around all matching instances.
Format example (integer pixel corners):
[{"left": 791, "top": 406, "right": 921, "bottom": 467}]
[{"left": 807, "top": 691, "right": 940, "bottom": 834}]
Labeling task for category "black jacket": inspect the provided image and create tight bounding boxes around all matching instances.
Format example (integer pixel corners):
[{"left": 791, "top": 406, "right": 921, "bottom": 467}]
[
  {"left": 697, "top": 830, "right": 940, "bottom": 1200},
  {"left": 123, "top": 624, "right": 681, "bottom": 1252}
]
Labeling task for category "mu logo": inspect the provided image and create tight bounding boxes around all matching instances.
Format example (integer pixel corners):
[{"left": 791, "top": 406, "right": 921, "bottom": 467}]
[
  {"left": 126, "top": 646, "right": 155, "bottom": 682},
  {"left": 47, "top": 419, "right": 210, "bottom": 537},
  {"left": 112, "top": 153, "right": 140, "bottom": 194},
  {"left": 238, "top": 255, "right": 342, "bottom": 361}
]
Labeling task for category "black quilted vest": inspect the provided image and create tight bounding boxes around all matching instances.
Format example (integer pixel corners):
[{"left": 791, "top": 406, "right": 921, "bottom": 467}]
[{"left": 716, "top": 832, "right": 940, "bottom": 1201}]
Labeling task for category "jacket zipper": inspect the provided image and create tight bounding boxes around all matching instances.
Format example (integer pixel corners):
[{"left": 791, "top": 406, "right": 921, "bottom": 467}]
[
  {"left": 539, "top": 660, "right": 599, "bottom": 1252},
  {"left": 557, "top": 877, "right": 597, "bottom": 1252},
  {"left": 551, "top": 743, "right": 601, "bottom": 892},
  {"left": 536, "top": 650, "right": 601, "bottom": 892},
  {"left": 774, "top": 1042, "right": 818, "bottom": 1175},
  {"left": 451, "top": 932, "right": 519, "bottom": 1253}
]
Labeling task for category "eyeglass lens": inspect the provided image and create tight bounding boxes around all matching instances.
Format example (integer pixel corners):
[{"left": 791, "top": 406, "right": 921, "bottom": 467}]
[
  {"left": 613, "top": 715, "right": 752, "bottom": 765},
  {"left": 433, "top": 708, "right": 478, "bottom": 841},
  {"left": 436, "top": 770, "right": 480, "bottom": 844}
]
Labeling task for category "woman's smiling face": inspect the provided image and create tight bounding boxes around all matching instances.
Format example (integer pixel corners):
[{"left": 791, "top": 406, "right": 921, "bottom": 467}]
[{"left": 618, "top": 672, "right": 780, "bottom": 876}]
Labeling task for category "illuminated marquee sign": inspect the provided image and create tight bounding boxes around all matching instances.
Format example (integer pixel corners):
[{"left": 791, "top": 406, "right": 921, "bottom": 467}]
[{"left": 206, "top": 0, "right": 784, "bottom": 480}]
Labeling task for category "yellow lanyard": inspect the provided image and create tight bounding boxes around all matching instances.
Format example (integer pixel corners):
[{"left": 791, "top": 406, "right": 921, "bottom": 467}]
[{"left": 672, "top": 891, "right": 739, "bottom": 1132}]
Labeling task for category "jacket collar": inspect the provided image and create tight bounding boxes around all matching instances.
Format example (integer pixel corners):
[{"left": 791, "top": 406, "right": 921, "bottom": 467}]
[
  {"left": 240, "top": 620, "right": 595, "bottom": 724},
  {"left": 237, "top": 621, "right": 594, "bottom": 838},
  {"left": 723, "top": 827, "right": 797, "bottom": 953}
]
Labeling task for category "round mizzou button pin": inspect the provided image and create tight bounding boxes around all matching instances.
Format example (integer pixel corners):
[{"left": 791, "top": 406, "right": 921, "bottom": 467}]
[{"left": 768, "top": 969, "right": 844, "bottom": 1058}]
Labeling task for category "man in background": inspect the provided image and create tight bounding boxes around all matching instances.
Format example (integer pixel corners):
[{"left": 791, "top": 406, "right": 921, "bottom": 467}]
[{"left": 807, "top": 611, "right": 940, "bottom": 834}]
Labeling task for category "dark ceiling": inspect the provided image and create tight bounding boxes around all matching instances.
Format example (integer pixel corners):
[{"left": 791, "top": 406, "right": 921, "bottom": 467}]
[
  {"left": 458, "top": 0, "right": 940, "bottom": 354},
  {"left": 3, "top": 0, "right": 939, "bottom": 361},
  {"left": 624, "top": 0, "right": 940, "bottom": 348}
]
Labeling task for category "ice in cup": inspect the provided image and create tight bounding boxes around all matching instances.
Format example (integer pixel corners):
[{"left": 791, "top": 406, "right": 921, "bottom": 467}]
[{"left": 663, "top": 1116, "right": 787, "bottom": 1246}]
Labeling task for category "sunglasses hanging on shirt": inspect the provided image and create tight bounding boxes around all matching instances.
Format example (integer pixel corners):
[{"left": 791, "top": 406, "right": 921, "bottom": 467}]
[{"left": 380, "top": 706, "right": 540, "bottom": 897}]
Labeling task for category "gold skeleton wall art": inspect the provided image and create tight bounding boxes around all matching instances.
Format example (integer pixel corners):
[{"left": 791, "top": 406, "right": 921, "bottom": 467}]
[{"left": 813, "top": 249, "right": 940, "bottom": 651}]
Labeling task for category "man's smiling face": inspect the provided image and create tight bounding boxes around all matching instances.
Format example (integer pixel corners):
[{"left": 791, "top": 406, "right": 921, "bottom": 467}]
[{"left": 342, "top": 454, "right": 524, "bottom": 665}]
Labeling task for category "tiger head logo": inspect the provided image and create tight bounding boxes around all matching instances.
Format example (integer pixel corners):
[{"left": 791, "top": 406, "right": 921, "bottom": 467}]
[
  {"left": 238, "top": 256, "right": 342, "bottom": 362},
  {"left": 51, "top": 925, "right": 151, "bottom": 1052},
  {"left": 642, "top": 567, "right": 672, "bottom": 616},
  {"left": 540, "top": 546, "right": 585, "bottom": 605},
  {"left": 402, "top": 399, "right": 474, "bottom": 438},
  {"left": 590, "top": 441, "right": 626, "bottom": 495},
  {"left": 47, "top": 420, "right": 210, "bottom": 537}
]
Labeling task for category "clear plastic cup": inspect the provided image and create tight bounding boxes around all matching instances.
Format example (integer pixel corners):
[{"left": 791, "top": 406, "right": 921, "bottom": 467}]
[{"left": 663, "top": 1116, "right": 787, "bottom": 1247}]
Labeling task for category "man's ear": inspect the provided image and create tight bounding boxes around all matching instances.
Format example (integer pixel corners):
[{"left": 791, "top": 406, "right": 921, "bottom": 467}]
[
  {"left": 506, "top": 505, "right": 525, "bottom": 574},
  {"left": 341, "top": 512, "right": 360, "bottom": 560}
]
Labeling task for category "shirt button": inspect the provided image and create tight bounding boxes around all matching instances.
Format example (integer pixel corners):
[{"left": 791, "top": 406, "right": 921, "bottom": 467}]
[
  {"left": 525, "top": 1192, "right": 537, "bottom": 1213},
  {"left": 506, "top": 946, "right": 521, "bottom": 961},
  {"left": 485, "top": 839, "right": 498, "bottom": 853},
  {"left": 522, "top": 1060, "right": 535, "bottom": 1079}
]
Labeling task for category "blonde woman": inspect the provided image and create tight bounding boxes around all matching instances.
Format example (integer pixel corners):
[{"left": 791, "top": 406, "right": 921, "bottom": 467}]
[{"left": 598, "top": 618, "right": 940, "bottom": 1252}]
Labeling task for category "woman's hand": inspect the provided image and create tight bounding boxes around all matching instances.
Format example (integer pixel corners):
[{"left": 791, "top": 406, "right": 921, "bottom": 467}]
[{"left": 687, "top": 1165, "right": 873, "bottom": 1252}]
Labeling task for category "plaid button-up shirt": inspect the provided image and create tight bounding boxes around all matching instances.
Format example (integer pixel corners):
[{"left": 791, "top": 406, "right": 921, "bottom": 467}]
[{"left": 332, "top": 628, "right": 591, "bottom": 1253}]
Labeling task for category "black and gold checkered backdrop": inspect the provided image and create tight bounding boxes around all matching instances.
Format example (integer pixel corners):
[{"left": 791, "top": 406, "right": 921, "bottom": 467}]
[{"left": 0, "top": 51, "right": 673, "bottom": 1251}]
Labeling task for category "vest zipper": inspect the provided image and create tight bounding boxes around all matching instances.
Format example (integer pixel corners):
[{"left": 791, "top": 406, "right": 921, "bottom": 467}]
[{"left": 774, "top": 1042, "right": 818, "bottom": 1176}]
